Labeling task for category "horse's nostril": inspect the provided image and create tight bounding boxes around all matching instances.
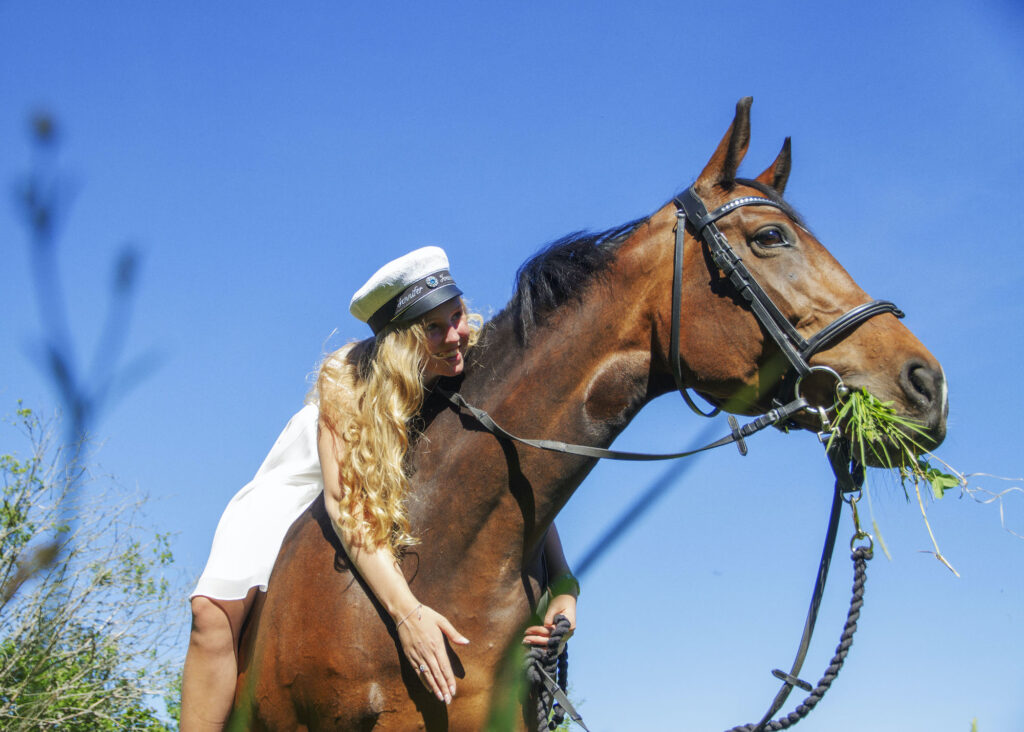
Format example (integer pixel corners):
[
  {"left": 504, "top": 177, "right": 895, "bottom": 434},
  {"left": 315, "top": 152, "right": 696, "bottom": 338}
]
[
  {"left": 901, "top": 361, "right": 942, "bottom": 410},
  {"left": 909, "top": 367, "right": 932, "bottom": 402}
]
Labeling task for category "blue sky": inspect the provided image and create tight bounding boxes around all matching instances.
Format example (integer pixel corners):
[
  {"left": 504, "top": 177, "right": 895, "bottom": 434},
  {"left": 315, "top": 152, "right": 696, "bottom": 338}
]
[{"left": 2, "top": 2, "right": 1023, "bottom": 730}]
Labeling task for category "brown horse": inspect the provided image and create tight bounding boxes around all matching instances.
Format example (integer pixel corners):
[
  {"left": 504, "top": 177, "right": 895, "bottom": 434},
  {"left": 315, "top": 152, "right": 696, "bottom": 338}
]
[{"left": 231, "top": 98, "right": 947, "bottom": 730}]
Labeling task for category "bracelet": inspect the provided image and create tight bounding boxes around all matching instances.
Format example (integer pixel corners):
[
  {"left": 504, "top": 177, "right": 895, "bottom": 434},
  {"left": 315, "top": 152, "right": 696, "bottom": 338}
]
[
  {"left": 395, "top": 603, "right": 422, "bottom": 630},
  {"left": 548, "top": 573, "right": 581, "bottom": 599}
]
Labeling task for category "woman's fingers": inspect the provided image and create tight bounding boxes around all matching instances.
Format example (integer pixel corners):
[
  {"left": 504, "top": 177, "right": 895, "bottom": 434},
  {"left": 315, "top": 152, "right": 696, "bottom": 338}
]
[
  {"left": 524, "top": 620, "right": 574, "bottom": 650},
  {"left": 437, "top": 614, "right": 470, "bottom": 646},
  {"left": 400, "top": 606, "right": 465, "bottom": 703},
  {"left": 431, "top": 612, "right": 465, "bottom": 697},
  {"left": 522, "top": 624, "right": 552, "bottom": 646},
  {"left": 408, "top": 645, "right": 449, "bottom": 703},
  {"left": 420, "top": 651, "right": 450, "bottom": 704}
]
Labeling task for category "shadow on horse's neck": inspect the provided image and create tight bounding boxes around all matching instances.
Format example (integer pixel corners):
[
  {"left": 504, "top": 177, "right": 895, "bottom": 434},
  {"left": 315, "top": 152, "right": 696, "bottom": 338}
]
[{"left": 411, "top": 245, "right": 665, "bottom": 578}]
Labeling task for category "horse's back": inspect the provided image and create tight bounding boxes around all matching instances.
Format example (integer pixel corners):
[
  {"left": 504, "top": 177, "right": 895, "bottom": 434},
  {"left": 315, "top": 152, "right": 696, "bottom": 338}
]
[{"left": 233, "top": 496, "right": 471, "bottom": 731}]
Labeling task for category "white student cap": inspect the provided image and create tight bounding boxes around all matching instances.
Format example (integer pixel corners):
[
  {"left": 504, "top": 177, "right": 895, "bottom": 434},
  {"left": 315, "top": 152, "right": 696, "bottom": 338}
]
[{"left": 350, "top": 246, "right": 463, "bottom": 335}]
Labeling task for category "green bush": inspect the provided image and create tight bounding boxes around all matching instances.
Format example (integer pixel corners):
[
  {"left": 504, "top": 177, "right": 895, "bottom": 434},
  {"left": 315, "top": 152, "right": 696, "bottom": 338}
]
[{"left": 0, "top": 405, "right": 183, "bottom": 730}]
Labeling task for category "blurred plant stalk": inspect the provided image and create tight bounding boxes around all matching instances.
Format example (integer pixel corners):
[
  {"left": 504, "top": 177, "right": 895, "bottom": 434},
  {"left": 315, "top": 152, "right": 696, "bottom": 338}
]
[{"left": 6, "top": 111, "right": 154, "bottom": 601}]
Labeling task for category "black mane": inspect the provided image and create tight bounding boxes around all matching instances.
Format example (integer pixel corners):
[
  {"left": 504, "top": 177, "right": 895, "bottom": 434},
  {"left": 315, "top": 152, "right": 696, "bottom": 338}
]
[
  {"left": 485, "top": 182, "right": 804, "bottom": 346},
  {"left": 495, "top": 218, "right": 646, "bottom": 343}
]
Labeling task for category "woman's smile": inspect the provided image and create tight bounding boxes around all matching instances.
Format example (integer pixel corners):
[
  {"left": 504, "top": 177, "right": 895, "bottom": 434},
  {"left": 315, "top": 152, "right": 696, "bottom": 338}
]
[{"left": 421, "top": 298, "right": 470, "bottom": 379}]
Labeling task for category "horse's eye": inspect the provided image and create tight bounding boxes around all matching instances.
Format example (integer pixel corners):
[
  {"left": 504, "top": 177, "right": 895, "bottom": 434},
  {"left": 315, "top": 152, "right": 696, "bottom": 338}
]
[{"left": 752, "top": 227, "right": 787, "bottom": 248}]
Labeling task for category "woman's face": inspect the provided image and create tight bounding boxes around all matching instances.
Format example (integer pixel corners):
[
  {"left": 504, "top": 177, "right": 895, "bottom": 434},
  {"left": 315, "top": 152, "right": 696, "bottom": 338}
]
[{"left": 421, "top": 298, "right": 470, "bottom": 380}]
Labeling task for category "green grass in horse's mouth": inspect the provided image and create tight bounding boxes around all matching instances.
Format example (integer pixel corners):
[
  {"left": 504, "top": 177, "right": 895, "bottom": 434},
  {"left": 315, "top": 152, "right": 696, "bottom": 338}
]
[
  {"left": 830, "top": 388, "right": 928, "bottom": 469},
  {"left": 829, "top": 388, "right": 962, "bottom": 575}
]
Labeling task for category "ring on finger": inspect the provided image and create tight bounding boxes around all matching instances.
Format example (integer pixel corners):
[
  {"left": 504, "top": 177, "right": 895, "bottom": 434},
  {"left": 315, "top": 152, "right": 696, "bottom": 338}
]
[{"left": 418, "top": 664, "right": 427, "bottom": 673}]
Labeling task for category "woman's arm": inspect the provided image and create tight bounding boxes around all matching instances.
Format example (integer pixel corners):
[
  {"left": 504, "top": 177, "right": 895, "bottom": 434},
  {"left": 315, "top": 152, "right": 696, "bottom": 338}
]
[
  {"left": 318, "top": 426, "right": 468, "bottom": 704},
  {"left": 523, "top": 523, "right": 578, "bottom": 648}
]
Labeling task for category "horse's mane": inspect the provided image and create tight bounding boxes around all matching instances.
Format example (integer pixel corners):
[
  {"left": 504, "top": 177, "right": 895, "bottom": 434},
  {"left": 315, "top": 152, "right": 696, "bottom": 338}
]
[
  {"left": 491, "top": 217, "right": 647, "bottom": 343},
  {"left": 481, "top": 181, "right": 803, "bottom": 347}
]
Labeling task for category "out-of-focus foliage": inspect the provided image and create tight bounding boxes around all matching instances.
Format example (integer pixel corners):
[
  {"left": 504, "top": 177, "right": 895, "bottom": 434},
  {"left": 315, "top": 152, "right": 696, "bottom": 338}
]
[{"left": 0, "top": 405, "right": 182, "bottom": 730}]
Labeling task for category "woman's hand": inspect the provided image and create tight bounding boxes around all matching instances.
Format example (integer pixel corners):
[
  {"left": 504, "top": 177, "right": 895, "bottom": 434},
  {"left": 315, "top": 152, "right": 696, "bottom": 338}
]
[
  {"left": 320, "top": 430, "right": 470, "bottom": 704},
  {"left": 522, "top": 593, "right": 576, "bottom": 653},
  {"left": 395, "top": 603, "right": 470, "bottom": 705}
]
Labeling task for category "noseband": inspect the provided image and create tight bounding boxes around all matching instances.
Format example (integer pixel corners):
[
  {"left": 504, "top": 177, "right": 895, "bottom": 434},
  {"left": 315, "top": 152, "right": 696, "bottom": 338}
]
[{"left": 668, "top": 186, "right": 904, "bottom": 416}]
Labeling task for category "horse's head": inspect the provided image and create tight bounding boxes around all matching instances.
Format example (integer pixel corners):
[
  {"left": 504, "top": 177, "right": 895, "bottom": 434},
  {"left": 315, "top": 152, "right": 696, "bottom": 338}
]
[{"left": 638, "top": 98, "right": 946, "bottom": 461}]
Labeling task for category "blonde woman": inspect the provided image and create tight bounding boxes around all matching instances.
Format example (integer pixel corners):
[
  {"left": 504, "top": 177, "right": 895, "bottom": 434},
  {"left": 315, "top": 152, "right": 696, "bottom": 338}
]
[{"left": 180, "top": 247, "right": 579, "bottom": 730}]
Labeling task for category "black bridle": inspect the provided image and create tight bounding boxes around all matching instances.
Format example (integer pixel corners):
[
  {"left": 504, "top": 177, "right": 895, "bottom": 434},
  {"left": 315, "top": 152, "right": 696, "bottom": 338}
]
[
  {"left": 436, "top": 185, "right": 904, "bottom": 730},
  {"left": 668, "top": 185, "right": 904, "bottom": 417}
]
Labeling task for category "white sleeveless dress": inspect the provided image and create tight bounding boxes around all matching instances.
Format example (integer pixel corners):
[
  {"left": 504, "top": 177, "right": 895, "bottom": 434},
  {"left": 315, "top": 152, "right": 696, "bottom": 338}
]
[{"left": 191, "top": 403, "right": 324, "bottom": 600}]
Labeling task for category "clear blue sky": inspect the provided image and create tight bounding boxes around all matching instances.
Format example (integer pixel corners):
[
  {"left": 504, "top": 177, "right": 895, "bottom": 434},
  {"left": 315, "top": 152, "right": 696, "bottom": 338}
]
[{"left": 2, "top": 2, "right": 1023, "bottom": 730}]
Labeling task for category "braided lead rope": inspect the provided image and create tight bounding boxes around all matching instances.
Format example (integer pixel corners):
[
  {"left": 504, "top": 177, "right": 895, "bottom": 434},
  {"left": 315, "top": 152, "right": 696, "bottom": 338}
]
[
  {"left": 725, "top": 546, "right": 873, "bottom": 732},
  {"left": 525, "top": 616, "right": 584, "bottom": 731},
  {"left": 556, "top": 648, "right": 569, "bottom": 725}
]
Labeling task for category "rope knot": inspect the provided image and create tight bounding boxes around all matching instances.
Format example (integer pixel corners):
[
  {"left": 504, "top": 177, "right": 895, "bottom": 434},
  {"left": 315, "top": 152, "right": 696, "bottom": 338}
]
[{"left": 525, "top": 615, "right": 573, "bottom": 730}]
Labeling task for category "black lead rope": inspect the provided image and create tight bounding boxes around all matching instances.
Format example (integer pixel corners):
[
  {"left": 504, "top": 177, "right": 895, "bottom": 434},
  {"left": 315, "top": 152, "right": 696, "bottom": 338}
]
[
  {"left": 727, "top": 545, "right": 872, "bottom": 732},
  {"left": 728, "top": 438, "right": 869, "bottom": 732},
  {"left": 525, "top": 616, "right": 588, "bottom": 731}
]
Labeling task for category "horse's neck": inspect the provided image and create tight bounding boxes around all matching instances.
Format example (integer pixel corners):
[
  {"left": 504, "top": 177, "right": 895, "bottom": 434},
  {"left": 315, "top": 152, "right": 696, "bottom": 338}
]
[{"left": 413, "top": 256, "right": 661, "bottom": 570}]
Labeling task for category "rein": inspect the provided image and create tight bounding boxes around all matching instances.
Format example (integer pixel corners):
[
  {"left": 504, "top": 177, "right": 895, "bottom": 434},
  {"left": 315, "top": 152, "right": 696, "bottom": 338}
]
[{"left": 437, "top": 388, "right": 808, "bottom": 462}]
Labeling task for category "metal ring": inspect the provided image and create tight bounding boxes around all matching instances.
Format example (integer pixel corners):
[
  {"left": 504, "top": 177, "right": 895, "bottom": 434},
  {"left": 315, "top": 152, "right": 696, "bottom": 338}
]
[
  {"left": 418, "top": 664, "right": 427, "bottom": 673},
  {"left": 794, "top": 365, "right": 847, "bottom": 414},
  {"left": 850, "top": 533, "right": 873, "bottom": 552}
]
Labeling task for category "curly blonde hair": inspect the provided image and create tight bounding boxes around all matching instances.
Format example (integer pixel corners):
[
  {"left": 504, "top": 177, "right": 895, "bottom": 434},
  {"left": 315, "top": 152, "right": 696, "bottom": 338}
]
[{"left": 314, "top": 301, "right": 482, "bottom": 557}]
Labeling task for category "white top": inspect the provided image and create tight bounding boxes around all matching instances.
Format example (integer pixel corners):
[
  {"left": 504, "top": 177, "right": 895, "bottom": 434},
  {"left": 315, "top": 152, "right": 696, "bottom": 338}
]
[{"left": 191, "top": 404, "right": 323, "bottom": 600}]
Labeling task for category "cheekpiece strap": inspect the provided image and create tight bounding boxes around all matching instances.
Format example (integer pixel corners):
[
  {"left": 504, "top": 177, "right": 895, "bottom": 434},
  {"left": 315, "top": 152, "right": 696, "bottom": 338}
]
[{"left": 673, "top": 187, "right": 812, "bottom": 376}]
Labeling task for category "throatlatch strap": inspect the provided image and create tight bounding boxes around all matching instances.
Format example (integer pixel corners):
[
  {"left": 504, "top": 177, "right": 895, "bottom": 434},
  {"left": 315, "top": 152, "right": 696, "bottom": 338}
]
[{"left": 671, "top": 211, "right": 722, "bottom": 418}]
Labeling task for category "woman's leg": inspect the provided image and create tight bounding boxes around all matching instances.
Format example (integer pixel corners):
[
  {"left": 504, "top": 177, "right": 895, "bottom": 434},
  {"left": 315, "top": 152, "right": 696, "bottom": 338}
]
[{"left": 180, "top": 588, "right": 257, "bottom": 731}]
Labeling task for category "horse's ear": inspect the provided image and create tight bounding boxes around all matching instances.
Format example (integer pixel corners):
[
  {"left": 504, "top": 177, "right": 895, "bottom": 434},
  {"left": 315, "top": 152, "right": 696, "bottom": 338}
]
[
  {"left": 754, "top": 137, "right": 792, "bottom": 196},
  {"left": 695, "top": 96, "right": 752, "bottom": 193}
]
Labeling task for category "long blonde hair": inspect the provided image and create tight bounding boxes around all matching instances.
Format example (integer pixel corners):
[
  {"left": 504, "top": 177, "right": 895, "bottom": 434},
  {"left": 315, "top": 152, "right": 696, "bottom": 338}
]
[{"left": 314, "top": 302, "right": 482, "bottom": 557}]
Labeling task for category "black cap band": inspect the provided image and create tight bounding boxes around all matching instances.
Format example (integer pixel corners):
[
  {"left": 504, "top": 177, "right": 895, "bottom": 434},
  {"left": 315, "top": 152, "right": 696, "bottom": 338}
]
[{"left": 366, "top": 269, "right": 463, "bottom": 335}]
